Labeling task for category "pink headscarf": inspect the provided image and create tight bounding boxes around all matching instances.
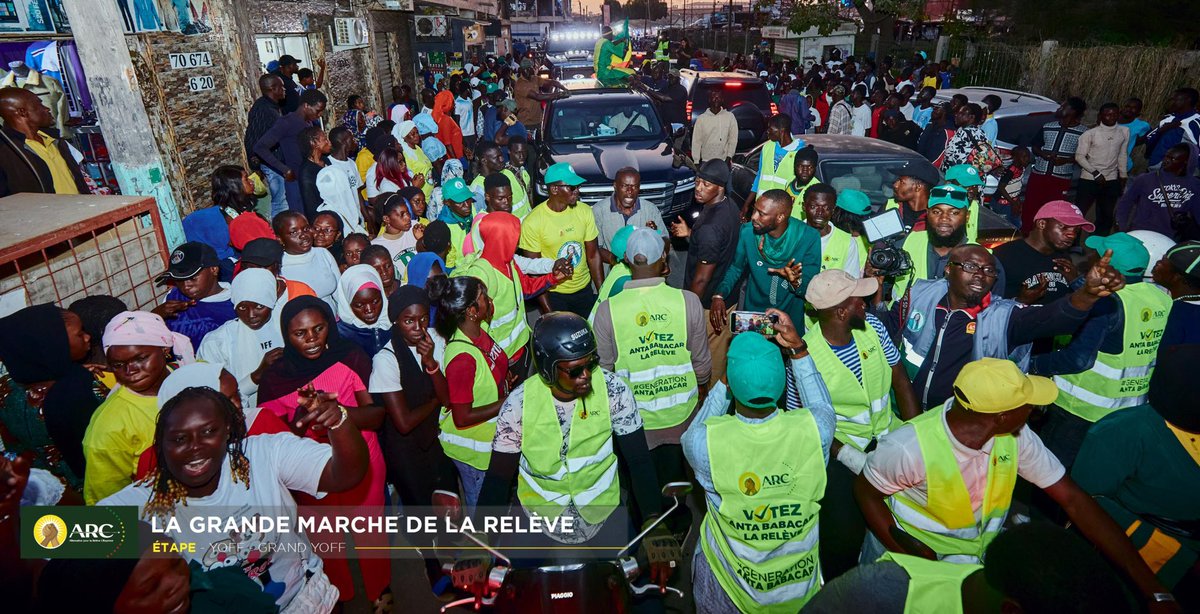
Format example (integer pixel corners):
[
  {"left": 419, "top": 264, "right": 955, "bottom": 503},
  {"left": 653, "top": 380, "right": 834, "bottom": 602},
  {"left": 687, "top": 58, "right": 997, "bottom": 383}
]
[{"left": 101, "top": 311, "right": 195, "bottom": 365}]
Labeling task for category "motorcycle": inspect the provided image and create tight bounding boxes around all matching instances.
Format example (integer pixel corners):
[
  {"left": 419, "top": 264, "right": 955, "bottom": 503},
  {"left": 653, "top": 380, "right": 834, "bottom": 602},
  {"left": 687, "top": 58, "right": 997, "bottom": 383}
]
[{"left": 437, "top": 482, "right": 692, "bottom": 613}]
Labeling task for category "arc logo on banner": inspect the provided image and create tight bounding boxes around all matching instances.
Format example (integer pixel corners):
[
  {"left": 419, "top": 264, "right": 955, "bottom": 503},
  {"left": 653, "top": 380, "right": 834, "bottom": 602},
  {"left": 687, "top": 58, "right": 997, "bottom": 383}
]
[{"left": 22, "top": 506, "right": 140, "bottom": 558}]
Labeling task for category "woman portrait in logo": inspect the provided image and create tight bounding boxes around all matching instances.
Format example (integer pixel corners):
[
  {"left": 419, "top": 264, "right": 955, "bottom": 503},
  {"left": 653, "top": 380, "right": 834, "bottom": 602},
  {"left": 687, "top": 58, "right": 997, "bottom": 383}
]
[{"left": 738, "top": 472, "right": 760, "bottom": 496}]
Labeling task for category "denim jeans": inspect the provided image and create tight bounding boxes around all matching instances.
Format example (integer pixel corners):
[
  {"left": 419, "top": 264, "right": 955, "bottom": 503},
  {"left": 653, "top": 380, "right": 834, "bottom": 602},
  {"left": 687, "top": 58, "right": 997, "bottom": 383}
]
[
  {"left": 262, "top": 166, "right": 289, "bottom": 219},
  {"left": 452, "top": 459, "right": 486, "bottom": 514}
]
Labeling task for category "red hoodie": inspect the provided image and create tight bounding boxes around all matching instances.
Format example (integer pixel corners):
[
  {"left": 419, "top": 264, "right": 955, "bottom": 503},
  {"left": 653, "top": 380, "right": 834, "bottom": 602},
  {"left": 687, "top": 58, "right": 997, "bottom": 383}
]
[{"left": 433, "top": 89, "right": 464, "bottom": 159}]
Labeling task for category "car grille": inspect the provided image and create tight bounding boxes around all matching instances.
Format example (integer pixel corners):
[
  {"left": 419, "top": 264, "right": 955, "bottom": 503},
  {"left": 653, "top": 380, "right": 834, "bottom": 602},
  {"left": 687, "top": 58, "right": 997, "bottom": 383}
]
[{"left": 577, "top": 182, "right": 693, "bottom": 218}]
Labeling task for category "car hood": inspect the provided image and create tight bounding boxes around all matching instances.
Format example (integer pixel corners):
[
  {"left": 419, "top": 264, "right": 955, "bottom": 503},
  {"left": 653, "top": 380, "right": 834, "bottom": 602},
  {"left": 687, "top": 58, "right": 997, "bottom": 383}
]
[{"left": 547, "top": 139, "right": 675, "bottom": 182}]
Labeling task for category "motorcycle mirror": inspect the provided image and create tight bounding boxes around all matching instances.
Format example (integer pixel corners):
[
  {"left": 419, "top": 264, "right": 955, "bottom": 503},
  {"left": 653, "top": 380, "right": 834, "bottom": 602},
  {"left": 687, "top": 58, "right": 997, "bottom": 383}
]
[
  {"left": 432, "top": 489, "right": 462, "bottom": 524},
  {"left": 661, "top": 481, "right": 692, "bottom": 499}
]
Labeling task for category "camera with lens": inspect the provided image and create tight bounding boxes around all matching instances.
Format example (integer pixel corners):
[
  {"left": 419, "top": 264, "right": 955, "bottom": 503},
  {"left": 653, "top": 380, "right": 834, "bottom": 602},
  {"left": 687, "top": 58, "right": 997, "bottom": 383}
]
[{"left": 864, "top": 208, "right": 912, "bottom": 278}]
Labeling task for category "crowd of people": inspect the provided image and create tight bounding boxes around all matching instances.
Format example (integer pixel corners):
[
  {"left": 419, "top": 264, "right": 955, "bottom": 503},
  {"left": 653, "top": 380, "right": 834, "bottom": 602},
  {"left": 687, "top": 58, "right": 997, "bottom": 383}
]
[{"left": 0, "top": 40, "right": 1197, "bottom": 614}]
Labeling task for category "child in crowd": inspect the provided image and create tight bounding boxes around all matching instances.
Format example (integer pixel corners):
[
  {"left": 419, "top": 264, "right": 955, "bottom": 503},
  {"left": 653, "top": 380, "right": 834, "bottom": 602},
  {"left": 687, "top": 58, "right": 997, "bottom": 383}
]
[{"left": 989, "top": 145, "right": 1031, "bottom": 226}]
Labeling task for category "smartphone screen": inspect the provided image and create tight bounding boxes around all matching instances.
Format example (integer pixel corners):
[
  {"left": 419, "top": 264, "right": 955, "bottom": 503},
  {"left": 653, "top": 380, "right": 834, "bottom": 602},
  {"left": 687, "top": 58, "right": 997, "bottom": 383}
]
[{"left": 729, "top": 311, "right": 776, "bottom": 336}]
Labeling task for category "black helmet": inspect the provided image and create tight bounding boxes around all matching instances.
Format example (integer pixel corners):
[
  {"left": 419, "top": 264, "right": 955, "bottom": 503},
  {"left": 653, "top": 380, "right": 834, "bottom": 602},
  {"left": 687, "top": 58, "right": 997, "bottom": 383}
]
[{"left": 532, "top": 312, "right": 596, "bottom": 384}]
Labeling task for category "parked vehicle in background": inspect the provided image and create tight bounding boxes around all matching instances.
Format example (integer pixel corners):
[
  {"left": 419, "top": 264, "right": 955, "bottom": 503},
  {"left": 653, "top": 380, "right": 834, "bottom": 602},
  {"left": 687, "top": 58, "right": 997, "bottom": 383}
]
[
  {"left": 719, "top": 134, "right": 1020, "bottom": 248},
  {"left": 933, "top": 87, "right": 1059, "bottom": 159},
  {"left": 678, "top": 69, "right": 777, "bottom": 153},
  {"left": 535, "top": 79, "right": 697, "bottom": 220}
]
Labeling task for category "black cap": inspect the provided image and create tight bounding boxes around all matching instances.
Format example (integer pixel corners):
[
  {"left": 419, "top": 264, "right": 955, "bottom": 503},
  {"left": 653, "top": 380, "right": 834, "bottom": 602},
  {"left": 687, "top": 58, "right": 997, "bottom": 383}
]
[
  {"left": 279, "top": 55, "right": 301, "bottom": 67},
  {"left": 156, "top": 242, "right": 219, "bottom": 285},
  {"left": 696, "top": 159, "right": 730, "bottom": 187},
  {"left": 423, "top": 221, "right": 451, "bottom": 254},
  {"left": 888, "top": 160, "right": 941, "bottom": 188},
  {"left": 240, "top": 238, "right": 284, "bottom": 268}
]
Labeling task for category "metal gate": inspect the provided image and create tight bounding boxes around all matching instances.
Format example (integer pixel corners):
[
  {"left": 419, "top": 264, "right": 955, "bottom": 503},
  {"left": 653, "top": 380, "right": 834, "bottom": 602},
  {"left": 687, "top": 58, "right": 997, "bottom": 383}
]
[{"left": 374, "top": 33, "right": 394, "bottom": 108}]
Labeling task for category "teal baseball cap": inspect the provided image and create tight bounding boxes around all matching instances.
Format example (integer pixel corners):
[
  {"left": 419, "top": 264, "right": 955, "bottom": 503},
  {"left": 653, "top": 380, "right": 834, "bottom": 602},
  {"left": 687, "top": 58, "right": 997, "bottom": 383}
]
[
  {"left": 928, "top": 184, "right": 970, "bottom": 209},
  {"left": 945, "top": 164, "right": 984, "bottom": 187},
  {"left": 836, "top": 189, "right": 872, "bottom": 215},
  {"left": 611, "top": 225, "right": 635, "bottom": 261},
  {"left": 442, "top": 177, "right": 475, "bottom": 203},
  {"left": 727, "top": 333, "right": 785, "bottom": 410},
  {"left": 544, "top": 162, "right": 586, "bottom": 187},
  {"left": 1084, "top": 232, "right": 1150, "bottom": 276}
]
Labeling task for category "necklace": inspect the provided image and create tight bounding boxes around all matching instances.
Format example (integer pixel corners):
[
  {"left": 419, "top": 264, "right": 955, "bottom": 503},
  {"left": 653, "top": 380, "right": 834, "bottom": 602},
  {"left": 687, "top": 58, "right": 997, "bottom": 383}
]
[{"left": 1174, "top": 294, "right": 1200, "bottom": 302}]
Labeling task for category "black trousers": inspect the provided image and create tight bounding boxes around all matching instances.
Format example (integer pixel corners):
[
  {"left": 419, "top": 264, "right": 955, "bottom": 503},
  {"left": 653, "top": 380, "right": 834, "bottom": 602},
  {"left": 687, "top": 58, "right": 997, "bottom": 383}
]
[
  {"left": 818, "top": 457, "right": 868, "bottom": 580},
  {"left": 547, "top": 286, "right": 598, "bottom": 318},
  {"left": 1075, "top": 177, "right": 1122, "bottom": 235}
]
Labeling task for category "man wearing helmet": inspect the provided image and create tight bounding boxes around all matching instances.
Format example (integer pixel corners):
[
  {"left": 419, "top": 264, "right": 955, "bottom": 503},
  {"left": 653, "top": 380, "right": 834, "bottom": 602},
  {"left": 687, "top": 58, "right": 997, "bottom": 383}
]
[{"left": 475, "top": 311, "right": 681, "bottom": 586}]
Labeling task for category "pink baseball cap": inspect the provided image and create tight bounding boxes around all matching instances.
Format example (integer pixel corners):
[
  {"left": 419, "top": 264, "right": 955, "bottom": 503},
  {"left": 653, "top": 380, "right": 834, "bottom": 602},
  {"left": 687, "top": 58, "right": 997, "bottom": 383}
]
[{"left": 1033, "top": 200, "right": 1095, "bottom": 233}]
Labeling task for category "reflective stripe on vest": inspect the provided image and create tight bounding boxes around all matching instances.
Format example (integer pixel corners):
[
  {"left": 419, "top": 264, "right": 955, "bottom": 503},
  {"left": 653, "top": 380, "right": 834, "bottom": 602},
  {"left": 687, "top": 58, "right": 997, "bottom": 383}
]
[
  {"left": 610, "top": 283, "right": 698, "bottom": 429},
  {"left": 699, "top": 410, "right": 825, "bottom": 612},
  {"left": 879, "top": 552, "right": 981, "bottom": 614},
  {"left": 887, "top": 405, "right": 1017, "bottom": 563},
  {"left": 1053, "top": 283, "right": 1171, "bottom": 422},
  {"left": 588, "top": 262, "right": 632, "bottom": 325},
  {"left": 453, "top": 258, "right": 530, "bottom": 357},
  {"left": 758, "top": 141, "right": 799, "bottom": 193},
  {"left": 804, "top": 323, "right": 894, "bottom": 451},
  {"left": 516, "top": 376, "right": 619, "bottom": 524},
  {"left": 502, "top": 168, "right": 532, "bottom": 221},
  {"left": 439, "top": 331, "right": 501, "bottom": 470}
]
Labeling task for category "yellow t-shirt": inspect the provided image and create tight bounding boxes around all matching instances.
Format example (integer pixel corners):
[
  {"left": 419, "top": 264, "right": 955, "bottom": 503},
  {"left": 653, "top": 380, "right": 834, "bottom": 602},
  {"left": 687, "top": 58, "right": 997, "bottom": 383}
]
[
  {"left": 355, "top": 148, "right": 375, "bottom": 199},
  {"left": 518, "top": 201, "right": 598, "bottom": 293},
  {"left": 922, "top": 76, "right": 938, "bottom": 89},
  {"left": 25, "top": 132, "right": 79, "bottom": 194},
  {"left": 82, "top": 385, "right": 159, "bottom": 504}
]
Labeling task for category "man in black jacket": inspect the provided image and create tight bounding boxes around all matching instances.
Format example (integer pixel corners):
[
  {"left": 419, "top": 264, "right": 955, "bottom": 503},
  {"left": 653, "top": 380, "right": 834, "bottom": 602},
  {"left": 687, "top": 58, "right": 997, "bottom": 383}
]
[{"left": 0, "top": 87, "right": 88, "bottom": 197}]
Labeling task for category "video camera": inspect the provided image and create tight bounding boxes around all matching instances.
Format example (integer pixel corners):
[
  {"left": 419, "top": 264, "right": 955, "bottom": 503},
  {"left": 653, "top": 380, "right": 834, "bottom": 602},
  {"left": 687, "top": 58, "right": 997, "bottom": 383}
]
[{"left": 863, "top": 208, "right": 912, "bottom": 278}]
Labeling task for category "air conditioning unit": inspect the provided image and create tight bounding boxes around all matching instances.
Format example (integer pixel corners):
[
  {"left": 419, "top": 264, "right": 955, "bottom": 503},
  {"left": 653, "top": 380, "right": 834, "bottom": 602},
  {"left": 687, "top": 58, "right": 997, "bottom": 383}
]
[
  {"left": 332, "top": 17, "right": 369, "bottom": 50},
  {"left": 414, "top": 15, "right": 448, "bottom": 37},
  {"left": 382, "top": 0, "right": 414, "bottom": 9}
]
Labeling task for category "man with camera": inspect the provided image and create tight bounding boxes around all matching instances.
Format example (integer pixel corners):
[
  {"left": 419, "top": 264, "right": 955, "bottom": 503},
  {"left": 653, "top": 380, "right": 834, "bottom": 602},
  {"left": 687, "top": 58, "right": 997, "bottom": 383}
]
[{"left": 875, "top": 243, "right": 1127, "bottom": 412}]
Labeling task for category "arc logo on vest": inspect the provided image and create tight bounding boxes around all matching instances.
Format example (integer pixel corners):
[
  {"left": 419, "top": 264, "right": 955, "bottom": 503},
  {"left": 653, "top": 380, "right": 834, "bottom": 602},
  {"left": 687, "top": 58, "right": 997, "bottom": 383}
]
[{"left": 737, "top": 469, "right": 794, "bottom": 498}]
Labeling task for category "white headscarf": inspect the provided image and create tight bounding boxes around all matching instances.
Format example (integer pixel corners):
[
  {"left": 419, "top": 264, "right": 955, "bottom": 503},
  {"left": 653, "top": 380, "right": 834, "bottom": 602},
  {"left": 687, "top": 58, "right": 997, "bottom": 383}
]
[
  {"left": 156, "top": 362, "right": 225, "bottom": 409},
  {"left": 335, "top": 264, "right": 391, "bottom": 330},
  {"left": 392, "top": 120, "right": 419, "bottom": 157},
  {"left": 231, "top": 268, "right": 277, "bottom": 311},
  {"left": 390, "top": 104, "right": 409, "bottom": 124}
]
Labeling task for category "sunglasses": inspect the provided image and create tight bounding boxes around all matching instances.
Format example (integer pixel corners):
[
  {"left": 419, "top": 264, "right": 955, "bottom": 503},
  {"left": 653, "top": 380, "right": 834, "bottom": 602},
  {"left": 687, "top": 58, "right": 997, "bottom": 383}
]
[
  {"left": 930, "top": 187, "right": 968, "bottom": 203},
  {"left": 558, "top": 354, "right": 599, "bottom": 379}
]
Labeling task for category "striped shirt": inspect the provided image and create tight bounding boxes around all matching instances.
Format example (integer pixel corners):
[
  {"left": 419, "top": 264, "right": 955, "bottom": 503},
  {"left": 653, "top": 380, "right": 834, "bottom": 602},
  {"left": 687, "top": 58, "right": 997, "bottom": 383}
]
[{"left": 785, "top": 314, "right": 899, "bottom": 408}]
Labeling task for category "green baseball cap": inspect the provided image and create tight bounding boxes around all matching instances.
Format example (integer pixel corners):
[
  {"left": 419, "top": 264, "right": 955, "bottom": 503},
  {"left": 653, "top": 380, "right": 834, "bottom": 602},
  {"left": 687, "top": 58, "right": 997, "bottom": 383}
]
[
  {"left": 1084, "top": 232, "right": 1150, "bottom": 276},
  {"left": 836, "top": 189, "right": 872, "bottom": 215},
  {"left": 544, "top": 162, "right": 586, "bottom": 187},
  {"left": 486, "top": 82, "right": 500, "bottom": 93},
  {"left": 945, "top": 164, "right": 984, "bottom": 187},
  {"left": 611, "top": 225, "right": 635, "bottom": 261},
  {"left": 442, "top": 177, "right": 475, "bottom": 203},
  {"left": 928, "top": 184, "right": 970, "bottom": 209},
  {"left": 727, "top": 333, "right": 785, "bottom": 410}
]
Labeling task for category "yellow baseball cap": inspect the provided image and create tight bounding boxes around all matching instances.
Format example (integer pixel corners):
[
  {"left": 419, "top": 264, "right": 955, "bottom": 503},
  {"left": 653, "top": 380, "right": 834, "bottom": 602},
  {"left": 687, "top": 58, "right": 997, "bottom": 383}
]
[{"left": 951, "top": 358, "right": 1058, "bottom": 413}]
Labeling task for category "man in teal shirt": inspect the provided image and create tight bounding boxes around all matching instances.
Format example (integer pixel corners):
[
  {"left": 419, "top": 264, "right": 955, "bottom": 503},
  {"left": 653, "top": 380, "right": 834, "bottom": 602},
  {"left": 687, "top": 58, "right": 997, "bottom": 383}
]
[{"left": 710, "top": 189, "right": 821, "bottom": 407}]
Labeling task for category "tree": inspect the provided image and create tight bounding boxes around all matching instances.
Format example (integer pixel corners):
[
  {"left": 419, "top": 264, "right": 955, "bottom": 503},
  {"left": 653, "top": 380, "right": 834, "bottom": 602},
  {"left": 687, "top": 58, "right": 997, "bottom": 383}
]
[
  {"left": 962, "top": 0, "right": 1200, "bottom": 46},
  {"left": 780, "top": 0, "right": 925, "bottom": 55}
]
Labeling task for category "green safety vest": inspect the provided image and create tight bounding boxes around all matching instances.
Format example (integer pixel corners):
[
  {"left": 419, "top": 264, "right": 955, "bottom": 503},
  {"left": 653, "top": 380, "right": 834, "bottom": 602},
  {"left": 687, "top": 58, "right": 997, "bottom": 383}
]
[
  {"left": 587, "top": 262, "right": 631, "bottom": 325},
  {"left": 757, "top": 141, "right": 799, "bottom": 194},
  {"left": 887, "top": 407, "right": 1017, "bottom": 563},
  {"left": 879, "top": 552, "right": 982, "bottom": 614},
  {"left": 787, "top": 177, "right": 818, "bottom": 221},
  {"left": 609, "top": 282, "right": 698, "bottom": 430},
  {"left": 821, "top": 225, "right": 862, "bottom": 274},
  {"left": 453, "top": 257, "right": 529, "bottom": 358},
  {"left": 1053, "top": 283, "right": 1172, "bottom": 423},
  {"left": 804, "top": 323, "right": 894, "bottom": 451},
  {"left": 445, "top": 222, "right": 467, "bottom": 270},
  {"left": 885, "top": 198, "right": 980, "bottom": 244},
  {"left": 890, "top": 229, "right": 932, "bottom": 307},
  {"left": 502, "top": 168, "right": 532, "bottom": 221},
  {"left": 700, "top": 409, "right": 825, "bottom": 612},
  {"left": 439, "top": 330, "right": 502, "bottom": 470},
  {"left": 516, "top": 375, "right": 619, "bottom": 524},
  {"left": 655, "top": 40, "right": 670, "bottom": 61}
]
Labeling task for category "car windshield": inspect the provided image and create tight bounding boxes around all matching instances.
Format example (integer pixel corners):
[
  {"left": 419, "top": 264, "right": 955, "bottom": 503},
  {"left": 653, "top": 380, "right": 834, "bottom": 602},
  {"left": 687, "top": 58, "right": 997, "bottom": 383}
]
[
  {"left": 692, "top": 80, "right": 770, "bottom": 115},
  {"left": 818, "top": 159, "right": 924, "bottom": 208},
  {"left": 996, "top": 112, "right": 1055, "bottom": 148},
  {"left": 549, "top": 99, "right": 663, "bottom": 142}
]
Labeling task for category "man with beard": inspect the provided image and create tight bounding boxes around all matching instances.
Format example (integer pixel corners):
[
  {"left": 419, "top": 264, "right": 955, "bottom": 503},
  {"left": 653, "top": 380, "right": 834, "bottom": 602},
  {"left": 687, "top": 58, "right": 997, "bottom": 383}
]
[
  {"left": 803, "top": 270, "right": 920, "bottom": 578},
  {"left": 879, "top": 243, "right": 1126, "bottom": 411},
  {"left": 711, "top": 189, "right": 821, "bottom": 406},
  {"left": 884, "top": 184, "right": 1002, "bottom": 306},
  {"left": 994, "top": 201, "right": 1093, "bottom": 305}
]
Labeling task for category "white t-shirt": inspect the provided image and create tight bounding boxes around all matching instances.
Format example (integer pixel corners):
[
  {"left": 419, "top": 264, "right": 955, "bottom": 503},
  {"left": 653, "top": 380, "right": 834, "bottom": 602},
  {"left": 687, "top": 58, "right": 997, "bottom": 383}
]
[
  {"left": 99, "top": 433, "right": 334, "bottom": 610},
  {"left": 851, "top": 103, "right": 873, "bottom": 137},
  {"left": 316, "top": 165, "right": 366, "bottom": 235},
  {"left": 371, "top": 230, "right": 419, "bottom": 282},
  {"left": 326, "top": 156, "right": 362, "bottom": 191},
  {"left": 281, "top": 247, "right": 340, "bottom": 310},
  {"left": 368, "top": 331, "right": 447, "bottom": 393},
  {"left": 899, "top": 102, "right": 915, "bottom": 121},
  {"left": 365, "top": 164, "right": 405, "bottom": 199},
  {"left": 197, "top": 318, "right": 283, "bottom": 407},
  {"left": 863, "top": 402, "right": 1066, "bottom": 513},
  {"left": 455, "top": 97, "right": 475, "bottom": 137}
]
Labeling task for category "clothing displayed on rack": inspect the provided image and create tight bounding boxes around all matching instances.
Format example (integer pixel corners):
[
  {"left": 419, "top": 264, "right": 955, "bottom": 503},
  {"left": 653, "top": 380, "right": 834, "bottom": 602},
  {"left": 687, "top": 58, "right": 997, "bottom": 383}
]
[{"left": 0, "top": 64, "right": 70, "bottom": 137}]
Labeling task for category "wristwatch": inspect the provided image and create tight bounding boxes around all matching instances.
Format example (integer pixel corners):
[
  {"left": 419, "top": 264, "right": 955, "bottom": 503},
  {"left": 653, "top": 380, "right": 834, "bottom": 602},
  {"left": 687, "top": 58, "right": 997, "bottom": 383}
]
[{"left": 783, "top": 344, "right": 806, "bottom": 358}]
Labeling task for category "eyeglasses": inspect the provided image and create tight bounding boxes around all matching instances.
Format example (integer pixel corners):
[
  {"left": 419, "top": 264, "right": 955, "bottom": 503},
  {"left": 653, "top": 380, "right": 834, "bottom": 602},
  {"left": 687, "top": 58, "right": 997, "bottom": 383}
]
[
  {"left": 930, "top": 187, "right": 968, "bottom": 203},
  {"left": 558, "top": 354, "right": 599, "bottom": 379},
  {"left": 949, "top": 261, "right": 998, "bottom": 277}
]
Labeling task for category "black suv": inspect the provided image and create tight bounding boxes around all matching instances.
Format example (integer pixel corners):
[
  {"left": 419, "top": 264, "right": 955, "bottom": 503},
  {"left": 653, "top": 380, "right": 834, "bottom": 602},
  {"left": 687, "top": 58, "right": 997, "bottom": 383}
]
[
  {"left": 534, "top": 80, "right": 697, "bottom": 219},
  {"left": 678, "top": 69, "right": 775, "bottom": 153}
]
